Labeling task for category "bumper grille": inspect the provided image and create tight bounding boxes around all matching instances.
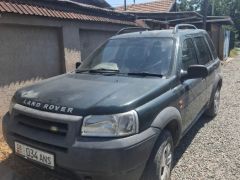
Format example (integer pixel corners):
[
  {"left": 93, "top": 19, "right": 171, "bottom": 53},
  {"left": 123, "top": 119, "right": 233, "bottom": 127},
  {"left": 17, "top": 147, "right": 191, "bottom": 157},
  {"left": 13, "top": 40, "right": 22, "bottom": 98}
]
[
  {"left": 10, "top": 104, "right": 83, "bottom": 148},
  {"left": 16, "top": 114, "right": 68, "bottom": 136}
]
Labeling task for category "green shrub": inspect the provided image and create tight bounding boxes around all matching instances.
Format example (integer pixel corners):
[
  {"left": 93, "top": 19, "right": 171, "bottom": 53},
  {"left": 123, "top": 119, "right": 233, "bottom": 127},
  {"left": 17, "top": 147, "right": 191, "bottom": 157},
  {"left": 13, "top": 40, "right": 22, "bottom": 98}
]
[{"left": 230, "top": 48, "right": 240, "bottom": 57}]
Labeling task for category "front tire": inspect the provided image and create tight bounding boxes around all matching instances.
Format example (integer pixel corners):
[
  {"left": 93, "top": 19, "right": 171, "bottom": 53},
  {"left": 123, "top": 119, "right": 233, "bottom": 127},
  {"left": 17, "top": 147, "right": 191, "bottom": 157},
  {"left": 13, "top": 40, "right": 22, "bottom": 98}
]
[{"left": 141, "top": 130, "right": 173, "bottom": 180}]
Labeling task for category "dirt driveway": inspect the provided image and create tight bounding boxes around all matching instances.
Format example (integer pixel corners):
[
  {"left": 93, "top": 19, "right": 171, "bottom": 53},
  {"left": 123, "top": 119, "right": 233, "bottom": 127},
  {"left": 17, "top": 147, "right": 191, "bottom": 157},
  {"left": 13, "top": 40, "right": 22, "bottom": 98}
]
[{"left": 1, "top": 58, "right": 240, "bottom": 180}]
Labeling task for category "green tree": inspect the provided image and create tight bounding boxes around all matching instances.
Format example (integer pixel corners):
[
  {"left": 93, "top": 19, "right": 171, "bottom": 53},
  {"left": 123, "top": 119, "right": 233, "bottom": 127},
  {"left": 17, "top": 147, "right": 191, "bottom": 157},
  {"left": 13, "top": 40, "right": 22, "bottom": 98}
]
[
  {"left": 177, "top": 0, "right": 203, "bottom": 12},
  {"left": 177, "top": 0, "right": 240, "bottom": 41},
  {"left": 210, "top": 0, "right": 240, "bottom": 40}
]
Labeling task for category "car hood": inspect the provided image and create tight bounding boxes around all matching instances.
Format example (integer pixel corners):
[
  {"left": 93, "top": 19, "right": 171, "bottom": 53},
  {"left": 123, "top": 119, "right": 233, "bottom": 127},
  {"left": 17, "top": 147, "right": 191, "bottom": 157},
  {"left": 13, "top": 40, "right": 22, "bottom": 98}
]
[{"left": 15, "top": 73, "right": 173, "bottom": 116}]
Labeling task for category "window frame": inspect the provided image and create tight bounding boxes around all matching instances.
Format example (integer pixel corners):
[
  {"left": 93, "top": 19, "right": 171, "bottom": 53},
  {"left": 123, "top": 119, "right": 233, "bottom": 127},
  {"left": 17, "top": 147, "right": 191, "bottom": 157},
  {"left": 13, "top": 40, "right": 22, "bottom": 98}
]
[
  {"left": 204, "top": 33, "right": 218, "bottom": 60},
  {"left": 192, "top": 35, "right": 214, "bottom": 65},
  {"left": 180, "top": 37, "right": 199, "bottom": 71}
]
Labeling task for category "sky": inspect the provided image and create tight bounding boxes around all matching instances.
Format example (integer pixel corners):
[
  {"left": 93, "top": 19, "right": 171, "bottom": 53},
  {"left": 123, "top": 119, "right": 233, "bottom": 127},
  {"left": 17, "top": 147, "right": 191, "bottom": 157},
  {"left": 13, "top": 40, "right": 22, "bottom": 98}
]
[{"left": 106, "top": 0, "right": 154, "bottom": 7}]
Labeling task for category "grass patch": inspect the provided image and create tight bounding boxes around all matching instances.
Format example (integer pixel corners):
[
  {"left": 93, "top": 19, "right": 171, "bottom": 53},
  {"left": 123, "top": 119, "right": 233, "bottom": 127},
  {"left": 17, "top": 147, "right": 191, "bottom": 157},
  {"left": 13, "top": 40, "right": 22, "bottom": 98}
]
[{"left": 230, "top": 48, "right": 240, "bottom": 58}]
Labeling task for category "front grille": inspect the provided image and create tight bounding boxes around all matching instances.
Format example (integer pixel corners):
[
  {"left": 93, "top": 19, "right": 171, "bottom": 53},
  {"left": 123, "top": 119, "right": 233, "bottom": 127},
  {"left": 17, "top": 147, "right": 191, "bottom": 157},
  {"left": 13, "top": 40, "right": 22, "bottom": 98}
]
[
  {"left": 16, "top": 114, "right": 68, "bottom": 136},
  {"left": 13, "top": 133, "right": 68, "bottom": 153}
]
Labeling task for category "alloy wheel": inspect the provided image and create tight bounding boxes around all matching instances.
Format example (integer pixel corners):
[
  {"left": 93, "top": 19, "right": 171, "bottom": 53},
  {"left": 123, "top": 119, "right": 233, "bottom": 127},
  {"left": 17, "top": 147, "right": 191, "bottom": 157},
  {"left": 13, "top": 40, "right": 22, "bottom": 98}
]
[{"left": 160, "top": 143, "right": 172, "bottom": 180}]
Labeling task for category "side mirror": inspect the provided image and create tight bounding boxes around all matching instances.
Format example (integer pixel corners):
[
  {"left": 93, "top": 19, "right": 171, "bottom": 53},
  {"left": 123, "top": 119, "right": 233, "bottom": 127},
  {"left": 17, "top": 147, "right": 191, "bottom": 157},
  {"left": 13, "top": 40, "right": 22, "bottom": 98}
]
[
  {"left": 75, "top": 62, "right": 81, "bottom": 69},
  {"left": 181, "top": 65, "right": 208, "bottom": 80}
]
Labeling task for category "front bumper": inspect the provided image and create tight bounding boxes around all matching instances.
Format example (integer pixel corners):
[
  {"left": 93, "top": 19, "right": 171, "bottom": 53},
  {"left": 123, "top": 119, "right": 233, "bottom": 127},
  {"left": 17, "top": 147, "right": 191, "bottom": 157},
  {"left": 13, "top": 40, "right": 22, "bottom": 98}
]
[{"left": 3, "top": 113, "right": 160, "bottom": 180}]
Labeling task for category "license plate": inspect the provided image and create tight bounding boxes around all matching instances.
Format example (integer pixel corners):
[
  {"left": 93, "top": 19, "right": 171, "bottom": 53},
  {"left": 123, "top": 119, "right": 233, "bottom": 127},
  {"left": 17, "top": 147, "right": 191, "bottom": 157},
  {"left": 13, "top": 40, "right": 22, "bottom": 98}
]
[{"left": 15, "top": 142, "right": 55, "bottom": 169}]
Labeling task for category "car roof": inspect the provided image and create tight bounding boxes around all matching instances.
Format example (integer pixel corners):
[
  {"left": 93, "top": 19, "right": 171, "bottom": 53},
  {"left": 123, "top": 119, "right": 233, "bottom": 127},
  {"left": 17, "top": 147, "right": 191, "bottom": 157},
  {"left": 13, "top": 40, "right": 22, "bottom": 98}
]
[{"left": 111, "top": 29, "right": 206, "bottom": 39}]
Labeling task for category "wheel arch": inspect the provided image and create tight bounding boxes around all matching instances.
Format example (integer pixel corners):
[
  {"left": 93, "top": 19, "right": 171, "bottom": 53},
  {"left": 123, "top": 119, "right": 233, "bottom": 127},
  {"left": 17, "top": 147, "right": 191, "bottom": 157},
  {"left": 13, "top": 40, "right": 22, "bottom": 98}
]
[
  {"left": 151, "top": 106, "right": 182, "bottom": 146},
  {"left": 210, "top": 75, "right": 223, "bottom": 103}
]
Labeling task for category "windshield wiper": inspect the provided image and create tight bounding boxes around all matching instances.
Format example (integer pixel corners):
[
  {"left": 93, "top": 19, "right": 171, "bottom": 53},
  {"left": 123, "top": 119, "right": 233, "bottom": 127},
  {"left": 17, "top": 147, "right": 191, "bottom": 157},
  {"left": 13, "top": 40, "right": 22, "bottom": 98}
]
[
  {"left": 76, "top": 70, "right": 163, "bottom": 77},
  {"left": 89, "top": 68, "right": 119, "bottom": 73},
  {"left": 75, "top": 69, "right": 89, "bottom": 73},
  {"left": 127, "top": 72, "right": 163, "bottom": 78},
  {"left": 76, "top": 68, "right": 119, "bottom": 74}
]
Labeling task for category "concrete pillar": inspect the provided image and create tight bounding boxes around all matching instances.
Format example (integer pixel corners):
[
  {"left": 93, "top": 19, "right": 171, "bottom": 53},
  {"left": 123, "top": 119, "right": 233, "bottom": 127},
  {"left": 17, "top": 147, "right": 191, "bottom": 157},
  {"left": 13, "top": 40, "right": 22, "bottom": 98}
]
[{"left": 62, "top": 25, "right": 81, "bottom": 72}]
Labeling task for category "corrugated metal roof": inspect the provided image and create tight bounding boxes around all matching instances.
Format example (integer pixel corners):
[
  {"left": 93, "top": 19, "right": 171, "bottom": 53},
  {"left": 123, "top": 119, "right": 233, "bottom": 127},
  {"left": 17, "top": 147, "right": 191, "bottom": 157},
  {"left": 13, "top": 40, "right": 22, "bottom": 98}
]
[
  {"left": 0, "top": 0, "right": 136, "bottom": 25},
  {"left": 116, "top": 0, "right": 175, "bottom": 13}
]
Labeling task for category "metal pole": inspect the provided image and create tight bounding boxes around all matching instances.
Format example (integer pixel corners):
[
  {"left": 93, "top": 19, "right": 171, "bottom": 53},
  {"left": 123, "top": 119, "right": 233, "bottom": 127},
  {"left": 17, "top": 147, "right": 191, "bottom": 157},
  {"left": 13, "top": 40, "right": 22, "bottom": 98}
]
[
  {"left": 212, "top": 0, "right": 215, "bottom": 15},
  {"left": 203, "top": 0, "right": 209, "bottom": 30},
  {"left": 124, "top": 0, "right": 127, "bottom": 11}
]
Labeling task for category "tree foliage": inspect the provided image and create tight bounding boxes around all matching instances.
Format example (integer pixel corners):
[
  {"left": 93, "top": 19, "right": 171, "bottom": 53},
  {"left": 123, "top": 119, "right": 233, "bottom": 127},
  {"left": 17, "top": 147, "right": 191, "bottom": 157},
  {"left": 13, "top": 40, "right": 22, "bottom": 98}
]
[
  {"left": 177, "top": 0, "right": 240, "bottom": 40},
  {"left": 177, "top": 0, "right": 203, "bottom": 12}
]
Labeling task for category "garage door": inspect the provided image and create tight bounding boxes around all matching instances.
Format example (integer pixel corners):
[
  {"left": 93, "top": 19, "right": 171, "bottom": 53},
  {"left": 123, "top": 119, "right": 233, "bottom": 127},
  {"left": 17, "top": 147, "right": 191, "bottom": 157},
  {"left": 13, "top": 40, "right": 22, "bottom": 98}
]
[
  {"left": 0, "top": 25, "right": 63, "bottom": 86},
  {"left": 0, "top": 25, "right": 63, "bottom": 117}
]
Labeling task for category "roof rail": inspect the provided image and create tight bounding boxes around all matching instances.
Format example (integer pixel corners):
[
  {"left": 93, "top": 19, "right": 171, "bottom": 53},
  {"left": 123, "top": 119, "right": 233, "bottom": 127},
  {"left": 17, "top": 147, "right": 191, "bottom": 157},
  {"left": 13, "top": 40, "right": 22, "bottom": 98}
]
[
  {"left": 116, "top": 27, "right": 150, "bottom": 35},
  {"left": 173, "top": 24, "right": 197, "bottom": 34}
]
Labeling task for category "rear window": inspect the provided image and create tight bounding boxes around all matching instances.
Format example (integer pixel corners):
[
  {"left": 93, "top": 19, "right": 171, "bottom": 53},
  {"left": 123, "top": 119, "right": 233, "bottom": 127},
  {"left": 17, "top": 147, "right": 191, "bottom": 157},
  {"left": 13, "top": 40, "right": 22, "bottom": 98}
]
[{"left": 205, "top": 34, "right": 218, "bottom": 59}]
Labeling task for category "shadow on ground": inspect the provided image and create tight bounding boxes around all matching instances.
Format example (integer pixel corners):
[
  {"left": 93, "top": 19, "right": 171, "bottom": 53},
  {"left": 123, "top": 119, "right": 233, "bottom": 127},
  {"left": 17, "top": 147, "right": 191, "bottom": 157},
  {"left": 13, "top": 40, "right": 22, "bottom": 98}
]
[
  {"left": 0, "top": 155, "right": 25, "bottom": 180},
  {"left": 172, "top": 115, "right": 213, "bottom": 168},
  {"left": 0, "top": 154, "right": 73, "bottom": 180}
]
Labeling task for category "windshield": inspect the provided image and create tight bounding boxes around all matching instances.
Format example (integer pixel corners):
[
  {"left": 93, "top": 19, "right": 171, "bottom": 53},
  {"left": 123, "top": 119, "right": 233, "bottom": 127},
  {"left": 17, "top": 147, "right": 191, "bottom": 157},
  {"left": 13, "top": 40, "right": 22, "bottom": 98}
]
[{"left": 78, "top": 37, "right": 174, "bottom": 76}]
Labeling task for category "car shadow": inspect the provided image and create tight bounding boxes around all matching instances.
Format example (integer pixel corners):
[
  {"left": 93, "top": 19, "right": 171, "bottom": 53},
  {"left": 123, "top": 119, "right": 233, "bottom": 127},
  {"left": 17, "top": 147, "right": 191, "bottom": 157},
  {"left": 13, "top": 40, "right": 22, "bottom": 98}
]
[
  {"left": 0, "top": 154, "right": 25, "bottom": 180},
  {"left": 172, "top": 115, "right": 213, "bottom": 168}
]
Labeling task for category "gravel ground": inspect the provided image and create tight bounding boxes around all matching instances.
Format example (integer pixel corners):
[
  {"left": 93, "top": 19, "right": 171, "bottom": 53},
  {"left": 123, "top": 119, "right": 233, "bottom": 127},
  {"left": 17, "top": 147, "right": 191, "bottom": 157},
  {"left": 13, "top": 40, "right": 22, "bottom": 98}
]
[
  {"left": 0, "top": 57, "right": 240, "bottom": 180},
  {"left": 172, "top": 58, "right": 240, "bottom": 180}
]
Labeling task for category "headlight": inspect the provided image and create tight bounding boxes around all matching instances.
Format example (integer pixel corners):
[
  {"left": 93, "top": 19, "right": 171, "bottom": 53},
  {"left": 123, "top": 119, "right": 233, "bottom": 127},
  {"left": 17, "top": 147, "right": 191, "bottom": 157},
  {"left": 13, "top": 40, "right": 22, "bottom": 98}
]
[{"left": 81, "top": 110, "right": 139, "bottom": 137}]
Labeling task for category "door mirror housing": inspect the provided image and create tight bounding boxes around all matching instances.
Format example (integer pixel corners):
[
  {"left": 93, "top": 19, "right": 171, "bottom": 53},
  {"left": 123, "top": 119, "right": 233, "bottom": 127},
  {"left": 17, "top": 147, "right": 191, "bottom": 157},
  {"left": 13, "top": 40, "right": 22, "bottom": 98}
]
[
  {"left": 76, "top": 62, "right": 82, "bottom": 69},
  {"left": 181, "top": 65, "right": 208, "bottom": 80}
]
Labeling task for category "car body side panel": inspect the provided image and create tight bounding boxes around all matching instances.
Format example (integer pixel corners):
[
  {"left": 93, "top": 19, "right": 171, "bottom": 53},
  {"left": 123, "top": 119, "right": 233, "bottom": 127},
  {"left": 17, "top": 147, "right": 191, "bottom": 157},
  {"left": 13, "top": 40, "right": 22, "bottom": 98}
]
[
  {"left": 135, "top": 77, "right": 183, "bottom": 132},
  {"left": 176, "top": 35, "right": 208, "bottom": 131},
  {"left": 206, "top": 59, "right": 221, "bottom": 101},
  {"left": 178, "top": 78, "right": 207, "bottom": 130},
  {"left": 208, "top": 62, "right": 222, "bottom": 105}
]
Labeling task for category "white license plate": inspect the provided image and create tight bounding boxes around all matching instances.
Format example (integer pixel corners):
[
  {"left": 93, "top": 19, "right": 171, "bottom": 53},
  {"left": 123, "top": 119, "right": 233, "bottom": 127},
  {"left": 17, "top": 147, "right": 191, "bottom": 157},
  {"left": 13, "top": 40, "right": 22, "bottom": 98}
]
[{"left": 15, "top": 142, "right": 55, "bottom": 169}]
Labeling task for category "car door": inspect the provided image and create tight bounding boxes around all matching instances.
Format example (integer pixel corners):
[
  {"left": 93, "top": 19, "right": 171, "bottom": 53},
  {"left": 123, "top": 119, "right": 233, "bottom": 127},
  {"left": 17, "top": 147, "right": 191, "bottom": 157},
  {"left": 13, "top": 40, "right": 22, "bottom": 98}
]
[
  {"left": 193, "top": 36, "right": 214, "bottom": 105},
  {"left": 180, "top": 38, "right": 207, "bottom": 131},
  {"left": 204, "top": 34, "right": 221, "bottom": 100}
]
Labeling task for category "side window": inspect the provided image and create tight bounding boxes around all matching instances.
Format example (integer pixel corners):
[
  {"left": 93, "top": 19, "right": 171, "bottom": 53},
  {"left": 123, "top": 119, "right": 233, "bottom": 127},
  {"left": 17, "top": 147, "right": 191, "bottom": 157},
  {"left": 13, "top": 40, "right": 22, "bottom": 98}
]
[
  {"left": 205, "top": 34, "right": 218, "bottom": 59},
  {"left": 182, "top": 39, "right": 198, "bottom": 70},
  {"left": 194, "top": 37, "right": 212, "bottom": 65}
]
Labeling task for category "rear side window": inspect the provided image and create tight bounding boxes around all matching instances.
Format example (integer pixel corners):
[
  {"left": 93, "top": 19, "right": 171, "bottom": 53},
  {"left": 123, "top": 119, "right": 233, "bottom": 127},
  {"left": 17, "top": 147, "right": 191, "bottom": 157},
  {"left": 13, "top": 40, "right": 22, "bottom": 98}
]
[
  {"left": 181, "top": 39, "right": 198, "bottom": 70},
  {"left": 194, "top": 37, "right": 212, "bottom": 65},
  {"left": 205, "top": 34, "right": 218, "bottom": 59}
]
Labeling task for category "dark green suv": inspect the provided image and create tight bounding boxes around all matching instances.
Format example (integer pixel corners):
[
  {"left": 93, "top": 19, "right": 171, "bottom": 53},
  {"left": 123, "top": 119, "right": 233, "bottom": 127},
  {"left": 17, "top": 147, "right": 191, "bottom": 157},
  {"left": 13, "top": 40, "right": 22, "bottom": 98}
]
[{"left": 3, "top": 24, "right": 222, "bottom": 180}]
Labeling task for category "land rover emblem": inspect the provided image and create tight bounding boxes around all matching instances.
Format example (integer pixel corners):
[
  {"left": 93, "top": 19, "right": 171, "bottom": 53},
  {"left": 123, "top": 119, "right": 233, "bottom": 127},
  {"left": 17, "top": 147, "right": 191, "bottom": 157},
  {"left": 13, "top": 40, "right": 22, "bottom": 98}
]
[{"left": 22, "top": 99, "right": 74, "bottom": 114}]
